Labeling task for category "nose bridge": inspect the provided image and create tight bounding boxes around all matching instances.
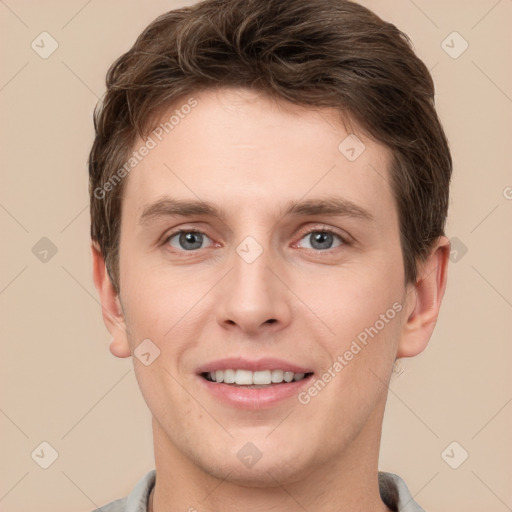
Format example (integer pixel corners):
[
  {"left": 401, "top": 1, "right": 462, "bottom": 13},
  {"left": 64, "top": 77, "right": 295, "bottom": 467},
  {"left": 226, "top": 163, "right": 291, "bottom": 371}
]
[
  {"left": 215, "top": 234, "right": 292, "bottom": 333},
  {"left": 230, "top": 238, "right": 275, "bottom": 307},
  {"left": 232, "top": 246, "right": 270, "bottom": 296}
]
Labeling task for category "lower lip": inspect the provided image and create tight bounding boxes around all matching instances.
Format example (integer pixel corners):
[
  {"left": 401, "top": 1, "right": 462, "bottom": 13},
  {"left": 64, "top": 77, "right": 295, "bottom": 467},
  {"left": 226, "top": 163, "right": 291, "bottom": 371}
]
[{"left": 198, "top": 375, "right": 313, "bottom": 409}]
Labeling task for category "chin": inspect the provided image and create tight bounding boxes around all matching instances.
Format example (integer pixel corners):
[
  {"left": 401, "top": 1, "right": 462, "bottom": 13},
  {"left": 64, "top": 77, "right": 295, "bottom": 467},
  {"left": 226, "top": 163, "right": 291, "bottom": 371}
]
[
  {"left": 200, "top": 439, "right": 316, "bottom": 487},
  {"left": 203, "top": 457, "right": 308, "bottom": 488}
]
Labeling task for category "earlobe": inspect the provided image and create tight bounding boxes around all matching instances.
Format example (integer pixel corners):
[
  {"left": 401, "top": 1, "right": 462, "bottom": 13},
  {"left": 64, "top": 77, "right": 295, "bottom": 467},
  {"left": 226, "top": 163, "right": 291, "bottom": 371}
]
[
  {"left": 109, "top": 337, "right": 131, "bottom": 358},
  {"left": 397, "top": 236, "right": 450, "bottom": 358},
  {"left": 91, "top": 242, "right": 131, "bottom": 359}
]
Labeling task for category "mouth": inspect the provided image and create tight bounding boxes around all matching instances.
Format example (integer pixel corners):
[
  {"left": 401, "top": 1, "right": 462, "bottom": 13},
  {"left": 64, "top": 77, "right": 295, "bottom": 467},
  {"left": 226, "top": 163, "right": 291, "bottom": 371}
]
[
  {"left": 201, "top": 369, "right": 314, "bottom": 389},
  {"left": 196, "top": 359, "right": 314, "bottom": 409}
]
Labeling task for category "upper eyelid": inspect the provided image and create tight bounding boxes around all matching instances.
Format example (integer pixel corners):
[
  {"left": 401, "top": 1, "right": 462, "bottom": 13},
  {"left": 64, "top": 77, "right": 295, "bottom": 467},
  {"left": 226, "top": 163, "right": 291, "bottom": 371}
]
[{"left": 296, "top": 224, "right": 346, "bottom": 239}]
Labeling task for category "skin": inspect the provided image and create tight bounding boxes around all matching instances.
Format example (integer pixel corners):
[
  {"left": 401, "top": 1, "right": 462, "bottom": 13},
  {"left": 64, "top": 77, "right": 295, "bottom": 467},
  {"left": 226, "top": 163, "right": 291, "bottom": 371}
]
[{"left": 92, "top": 87, "right": 450, "bottom": 511}]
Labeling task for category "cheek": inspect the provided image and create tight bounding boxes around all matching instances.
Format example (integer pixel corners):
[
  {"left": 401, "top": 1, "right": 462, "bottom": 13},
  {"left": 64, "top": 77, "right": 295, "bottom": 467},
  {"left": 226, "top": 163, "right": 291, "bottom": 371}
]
[
  {"left": 296, "top": 260, "right": 405, "bottom": 404},
  {"left": 119, "top": 244, "right": 195, "bottom": 337},
  {"left": 300, "top": 260, "right": 404, "bottom": 337},
  {"left": 118, "top": 258, "right": 217, "bottom": 382}
]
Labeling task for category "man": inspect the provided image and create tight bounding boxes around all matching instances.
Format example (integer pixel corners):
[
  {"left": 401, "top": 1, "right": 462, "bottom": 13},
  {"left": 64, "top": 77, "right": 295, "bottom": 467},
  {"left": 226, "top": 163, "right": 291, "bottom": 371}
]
[{"left": 89, "top": 0, "right": 451, "bottom": 510}]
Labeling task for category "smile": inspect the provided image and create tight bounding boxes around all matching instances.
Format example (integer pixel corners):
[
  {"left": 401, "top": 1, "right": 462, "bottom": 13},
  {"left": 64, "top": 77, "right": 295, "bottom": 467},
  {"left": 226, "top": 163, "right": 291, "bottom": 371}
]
[{"left": 202, "top": 369, "right": 312, "bottom": 387}]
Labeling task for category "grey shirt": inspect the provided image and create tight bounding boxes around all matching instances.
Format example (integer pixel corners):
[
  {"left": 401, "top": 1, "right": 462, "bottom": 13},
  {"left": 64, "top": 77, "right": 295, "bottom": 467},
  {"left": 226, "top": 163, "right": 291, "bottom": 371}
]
[{"left": 92, "top": 470, "right": 425, "bottom": 512}]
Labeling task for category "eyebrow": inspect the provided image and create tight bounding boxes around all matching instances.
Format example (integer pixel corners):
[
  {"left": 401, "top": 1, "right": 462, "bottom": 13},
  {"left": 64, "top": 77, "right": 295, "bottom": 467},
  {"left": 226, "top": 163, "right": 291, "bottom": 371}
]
[{"left": 139, "top": 195, "right": 374, "bottom": 225}]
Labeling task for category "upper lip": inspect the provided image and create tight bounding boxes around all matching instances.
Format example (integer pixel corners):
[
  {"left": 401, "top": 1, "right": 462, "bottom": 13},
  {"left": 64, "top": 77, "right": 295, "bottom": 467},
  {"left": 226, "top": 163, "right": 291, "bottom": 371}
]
[{"left": 196, "top": 357, "right": 313, "bottom": 374}]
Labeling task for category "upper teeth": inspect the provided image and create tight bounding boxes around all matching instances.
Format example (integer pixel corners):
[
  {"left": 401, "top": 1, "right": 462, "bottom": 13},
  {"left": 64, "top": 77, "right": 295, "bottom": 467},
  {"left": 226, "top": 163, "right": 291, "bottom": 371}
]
[{"left": 207, "top": 369, "right": 306, "bottom": 385}]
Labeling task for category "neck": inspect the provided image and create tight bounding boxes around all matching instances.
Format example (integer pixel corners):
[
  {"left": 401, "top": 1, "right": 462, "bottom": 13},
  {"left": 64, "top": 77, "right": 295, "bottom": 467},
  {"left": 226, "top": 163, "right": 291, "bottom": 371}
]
[{"left": 150, "top": 402, "right": 391, "bottom": 512}]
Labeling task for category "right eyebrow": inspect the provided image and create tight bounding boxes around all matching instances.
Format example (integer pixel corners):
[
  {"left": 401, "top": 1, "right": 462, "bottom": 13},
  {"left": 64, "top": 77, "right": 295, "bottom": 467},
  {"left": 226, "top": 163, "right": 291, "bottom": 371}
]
[{"left": 139, "top": 197, "right": 228, "bottom": 226}]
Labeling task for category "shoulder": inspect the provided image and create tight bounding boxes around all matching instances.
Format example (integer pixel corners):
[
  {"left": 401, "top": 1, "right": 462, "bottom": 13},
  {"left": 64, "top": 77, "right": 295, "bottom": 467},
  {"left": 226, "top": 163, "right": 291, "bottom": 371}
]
[
  {"left": 379, "top": 471, "right": 426, "bottom": 512},
  {"left": 91, "top": 470, "right": 156, "bottom": 512},
  {"left": 91, "top": 497, "right": 127, "bottom": 512}
]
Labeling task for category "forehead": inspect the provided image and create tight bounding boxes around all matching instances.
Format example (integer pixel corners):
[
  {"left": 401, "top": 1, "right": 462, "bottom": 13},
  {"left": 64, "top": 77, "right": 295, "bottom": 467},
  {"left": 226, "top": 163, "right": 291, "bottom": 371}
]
[{"left": 121, "top": 87, "right": 396, "bottom": 227}]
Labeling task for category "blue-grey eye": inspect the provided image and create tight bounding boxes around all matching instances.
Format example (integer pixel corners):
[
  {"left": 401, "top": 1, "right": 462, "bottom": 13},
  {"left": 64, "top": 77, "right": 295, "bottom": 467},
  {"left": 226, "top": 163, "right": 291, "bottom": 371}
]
[
  {"left": 168, "top": 231, "right": 212, "bottom": 251},
  {"left": 298, "top": 231, "right": 343, "bottom": 250}
]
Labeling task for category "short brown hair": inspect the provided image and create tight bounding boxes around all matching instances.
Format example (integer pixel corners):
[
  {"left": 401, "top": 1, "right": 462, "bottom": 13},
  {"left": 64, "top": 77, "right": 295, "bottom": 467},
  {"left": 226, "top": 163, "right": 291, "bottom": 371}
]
[{"left": 89, "top": 0, "right": 452, "bottom": 293}]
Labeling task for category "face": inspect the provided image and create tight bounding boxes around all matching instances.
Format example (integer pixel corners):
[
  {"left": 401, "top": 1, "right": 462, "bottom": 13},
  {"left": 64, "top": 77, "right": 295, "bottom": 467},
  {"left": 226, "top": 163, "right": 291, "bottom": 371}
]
[{"left": 114, "top": 87, "right": 413, "bottom": 485}]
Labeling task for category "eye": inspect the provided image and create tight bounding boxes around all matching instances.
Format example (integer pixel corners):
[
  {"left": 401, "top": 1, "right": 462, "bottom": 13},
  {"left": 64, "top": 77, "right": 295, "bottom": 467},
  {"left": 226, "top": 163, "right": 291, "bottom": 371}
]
[
  {"left": 296, "top": 228, "right": 345, "bottom": 251},
  {"left": 165, "top": 230, "right": 214, "bottom": 251}
]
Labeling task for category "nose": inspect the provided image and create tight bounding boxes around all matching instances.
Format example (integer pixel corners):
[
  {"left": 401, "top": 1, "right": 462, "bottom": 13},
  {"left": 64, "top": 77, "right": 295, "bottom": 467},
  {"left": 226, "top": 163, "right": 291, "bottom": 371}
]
[{"left": 215, "top": 246, "right": 292, "bottom": 337}]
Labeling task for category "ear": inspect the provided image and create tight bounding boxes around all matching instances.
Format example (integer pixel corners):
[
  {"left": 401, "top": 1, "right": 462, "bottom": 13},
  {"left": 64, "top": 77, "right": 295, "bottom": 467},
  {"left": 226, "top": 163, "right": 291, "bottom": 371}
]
[
  {"left": 397, "top": 236, "right": 450, "bottom": 358},
  {"left": 91, "top": 241, "right": 131, "bottom": 358}
]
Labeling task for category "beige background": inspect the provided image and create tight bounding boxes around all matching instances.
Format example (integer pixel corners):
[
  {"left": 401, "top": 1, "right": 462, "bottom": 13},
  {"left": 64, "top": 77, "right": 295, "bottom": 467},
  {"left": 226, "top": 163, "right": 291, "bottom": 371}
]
[{"left": 1, "top": 1, "right": 511, "bottom": 511}]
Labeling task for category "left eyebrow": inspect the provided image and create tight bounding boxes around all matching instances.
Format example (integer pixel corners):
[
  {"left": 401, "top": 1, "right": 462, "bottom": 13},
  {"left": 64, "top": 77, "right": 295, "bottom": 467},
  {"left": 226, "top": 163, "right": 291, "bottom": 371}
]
[
  {"left": 138, "top": 195, "right": 374, "bottom": 226},
  {"left": 282, "top": 196, "right": 374, "bottom": 222}
]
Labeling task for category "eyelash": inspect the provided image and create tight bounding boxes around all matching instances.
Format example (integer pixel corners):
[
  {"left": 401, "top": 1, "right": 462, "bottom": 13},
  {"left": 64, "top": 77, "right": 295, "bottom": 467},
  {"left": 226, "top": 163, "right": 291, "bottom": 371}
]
[{"left": 162, "top": 226, "right": 350, "bottom": 255}]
